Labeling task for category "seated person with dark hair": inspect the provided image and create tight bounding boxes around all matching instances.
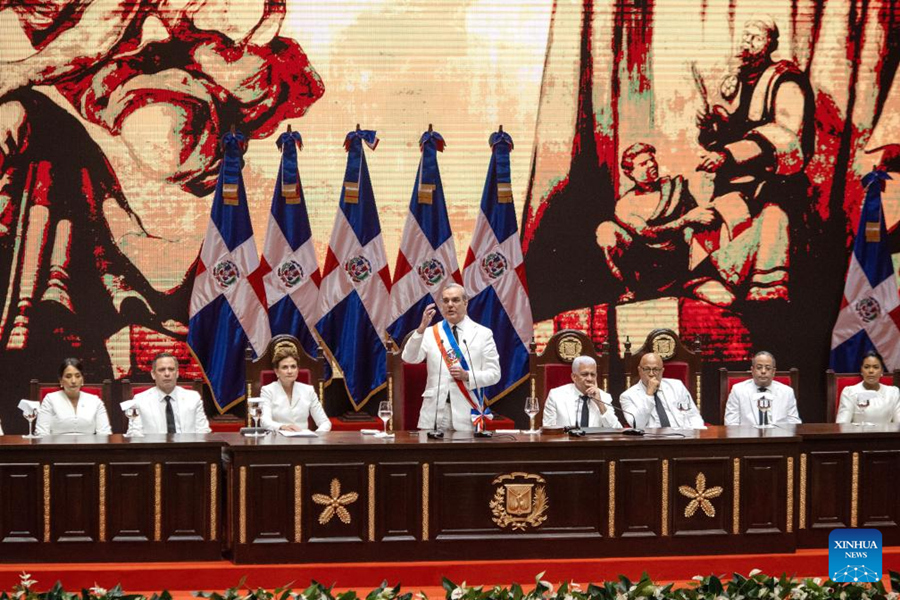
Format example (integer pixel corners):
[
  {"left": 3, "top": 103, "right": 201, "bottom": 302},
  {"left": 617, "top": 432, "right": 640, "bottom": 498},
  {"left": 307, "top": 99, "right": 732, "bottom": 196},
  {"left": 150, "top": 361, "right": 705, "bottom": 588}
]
[
  {"left": 35, "top": 358, "right": 112, "bottom": 436},
  {"left": 836, "top": 350, "right": 900, "bottom": 424}
]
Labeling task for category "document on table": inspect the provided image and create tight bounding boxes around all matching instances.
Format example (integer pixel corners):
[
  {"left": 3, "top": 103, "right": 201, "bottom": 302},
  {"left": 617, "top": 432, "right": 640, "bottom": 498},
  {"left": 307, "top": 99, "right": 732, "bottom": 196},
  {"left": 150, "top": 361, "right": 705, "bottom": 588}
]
[{"left": 278, "top": 430, "right": 318, "bottom": 437}]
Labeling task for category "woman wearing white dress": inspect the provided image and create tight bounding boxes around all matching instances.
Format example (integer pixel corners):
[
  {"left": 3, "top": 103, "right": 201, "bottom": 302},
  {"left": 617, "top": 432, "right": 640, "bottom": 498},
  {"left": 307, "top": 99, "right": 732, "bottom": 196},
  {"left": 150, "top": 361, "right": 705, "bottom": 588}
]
[
  {"left": 260, "top": 344, "right": 331, "bottom": 432},
  {"left": 836, "top": 351, "right": 900, "bottom": 424},
  {"left": 35, "top": 358, "right": 112, "bottom": 436}
]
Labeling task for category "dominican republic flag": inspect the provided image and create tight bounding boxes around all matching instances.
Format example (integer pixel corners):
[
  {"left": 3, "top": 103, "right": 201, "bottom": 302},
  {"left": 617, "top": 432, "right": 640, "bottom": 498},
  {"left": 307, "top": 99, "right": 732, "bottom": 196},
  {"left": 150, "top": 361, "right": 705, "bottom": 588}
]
[
  {"left": 388, "top": 129, "right": 462, "bottom": 344},
  {"left": 463, "top": 130, "right": 533, "bottom": 402},
  {"left": 316, "top": 129, "right": 391, "bottom": 409},
  {"left": 261, "top": 129, "right": 323, "bottom": 365},
  {"left": 188, "top": 131, "right": 271, "bottom": 412},
  {"left": 830, "top": 169, "right": 900, "bottom": 371}
]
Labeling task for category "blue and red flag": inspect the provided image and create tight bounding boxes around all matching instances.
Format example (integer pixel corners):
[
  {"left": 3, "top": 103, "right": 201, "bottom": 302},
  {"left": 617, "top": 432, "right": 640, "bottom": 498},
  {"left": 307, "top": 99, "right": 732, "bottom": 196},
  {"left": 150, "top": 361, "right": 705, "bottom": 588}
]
[
  {"left": 261, "top": 129, "right": 323, "bottom": 365},
  {"left": 188, "top": 130, "right": 271, "bottom": 412},
  {"left": 830, "top": 169, "right": 900, "bottom": 371},
  {"left": 388, "top": 129, "right": 461, "bottom": 344},
  {"left": 316, "top": 129, "right": 391, "bottom": 409},
  {"left": 463, "top": 130, "right": 533, "bottom": 403}
]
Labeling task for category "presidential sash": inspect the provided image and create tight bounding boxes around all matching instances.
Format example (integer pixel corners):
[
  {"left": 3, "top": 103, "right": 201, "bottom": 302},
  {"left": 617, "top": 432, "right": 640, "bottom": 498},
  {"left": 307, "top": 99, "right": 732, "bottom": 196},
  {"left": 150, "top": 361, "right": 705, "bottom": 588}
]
[{"left": 431, "top": 321, "right": 493, "bottom": 428}]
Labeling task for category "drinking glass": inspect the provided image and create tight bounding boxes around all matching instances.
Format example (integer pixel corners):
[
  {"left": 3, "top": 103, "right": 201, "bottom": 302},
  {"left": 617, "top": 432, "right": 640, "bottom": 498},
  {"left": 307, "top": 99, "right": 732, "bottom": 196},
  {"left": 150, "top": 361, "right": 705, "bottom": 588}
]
[
  {"left": 856, "top": 395, "right": 871, "bottom": 427},
  {"left": 22, "top": 409, "right": 39, "bottom": 439},
  {"left": 123, "top": 406, "right": 143, "bottom": 438},
  {"left": 377, "top": 401, "right": 393, "bottom": 437},
  {"left": 523, "top": 397, "right": 540, "bottom": 434},
  {"left": 246, "top": 401, "right": 266, "bottom": 437},
  {"left": 756, "top": 396, "right": 773, "bottom": 429}
]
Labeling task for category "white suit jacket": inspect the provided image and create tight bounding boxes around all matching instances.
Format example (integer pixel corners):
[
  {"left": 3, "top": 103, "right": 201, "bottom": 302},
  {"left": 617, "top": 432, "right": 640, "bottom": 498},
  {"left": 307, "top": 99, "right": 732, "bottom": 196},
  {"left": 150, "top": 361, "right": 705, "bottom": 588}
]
[
  {"left": 401, "top": 316, "right": 501, "bottom": 431},
  {"left": 543, "top": 383, "right": 622, "bottom": 429},
  {"left": 836, "top": 382, "right": 900, "bottom": 424},
  {"left": 619, "top": 378, "right": 704, "bottom": 429},
  {"left": 724, "top": 379, "right": 801, "bottom": 426},
  {"left": 35, "top": 391, "right": 112, "bottom": 436},
  {"left": 259, "top": 380, "right": 331, "bottom": 432},
  {"left": 128, "top": 385, "right": 211, "bottom": 435}
]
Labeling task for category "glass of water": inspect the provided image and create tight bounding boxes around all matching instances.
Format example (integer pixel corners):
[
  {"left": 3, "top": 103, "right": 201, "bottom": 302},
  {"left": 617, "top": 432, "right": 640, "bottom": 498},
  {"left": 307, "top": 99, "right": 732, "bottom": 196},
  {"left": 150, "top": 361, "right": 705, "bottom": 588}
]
[{"left": 524, "top": 397, "right": 540, "bottom": 434}]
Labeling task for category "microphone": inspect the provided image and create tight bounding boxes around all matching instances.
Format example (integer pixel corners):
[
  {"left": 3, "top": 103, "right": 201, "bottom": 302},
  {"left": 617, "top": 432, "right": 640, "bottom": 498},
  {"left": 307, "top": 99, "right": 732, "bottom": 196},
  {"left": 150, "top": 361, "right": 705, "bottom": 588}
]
[
  {"left": 566, "top": 396, "right": 645, "bottom": 437},
  {"left": 463, "top": 339, "right": 493, "bottom": 438},
  {"left": 428, "top": 347, "right": 444, "bottom": 439}
]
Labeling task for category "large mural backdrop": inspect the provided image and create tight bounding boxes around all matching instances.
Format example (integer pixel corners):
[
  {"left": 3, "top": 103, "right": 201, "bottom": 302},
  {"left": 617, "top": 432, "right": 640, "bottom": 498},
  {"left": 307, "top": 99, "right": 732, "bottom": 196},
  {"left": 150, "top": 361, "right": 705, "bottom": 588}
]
[{"left": 0, "top": 0, "right": 898, "bottom": 429}]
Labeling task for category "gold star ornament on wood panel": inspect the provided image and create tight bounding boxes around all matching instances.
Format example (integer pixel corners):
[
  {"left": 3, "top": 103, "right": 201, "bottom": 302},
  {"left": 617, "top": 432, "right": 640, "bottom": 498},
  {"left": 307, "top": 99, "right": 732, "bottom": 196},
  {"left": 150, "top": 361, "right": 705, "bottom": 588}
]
[
  {"left": 312, "top": 478, "right": 359, "bottom": 525},
  {"left": 678, "top": 472, "right": 723, "bottom": 518}
]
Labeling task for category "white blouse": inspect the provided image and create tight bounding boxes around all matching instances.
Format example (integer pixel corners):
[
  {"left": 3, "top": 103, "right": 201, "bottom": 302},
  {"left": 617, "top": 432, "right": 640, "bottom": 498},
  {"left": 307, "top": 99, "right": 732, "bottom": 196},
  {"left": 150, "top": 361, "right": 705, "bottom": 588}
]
[
  {"left": 836, "top": 381, "right": 900, "bottom": 424},
  {"left": 259, "top": 381, "right": 331, "bottom": 432},
  {"left": 35, "top": 391, "right": 112, "bottom": 435}
]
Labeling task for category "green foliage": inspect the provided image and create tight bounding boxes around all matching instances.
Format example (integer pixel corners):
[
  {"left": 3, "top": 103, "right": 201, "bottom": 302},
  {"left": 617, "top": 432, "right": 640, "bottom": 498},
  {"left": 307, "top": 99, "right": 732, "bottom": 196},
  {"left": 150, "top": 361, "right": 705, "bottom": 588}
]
[{"left": 5, "top": 570, "right": 898, "bottom": 600}]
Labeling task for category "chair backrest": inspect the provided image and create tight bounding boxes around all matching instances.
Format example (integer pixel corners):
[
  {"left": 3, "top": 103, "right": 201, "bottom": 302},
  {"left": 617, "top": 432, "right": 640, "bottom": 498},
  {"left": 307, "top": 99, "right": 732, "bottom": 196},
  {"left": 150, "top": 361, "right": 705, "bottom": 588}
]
[
  {"left": 623, "top": 329, "right": 703, "bottom": 409},
  {"left": 388, "top": 332, "right": 427, "bottom": 431},
  {"left": 246, "top": 334, "right": 324, "bottom": 399},
  {"left": 824, "top": 369, "right": 900, "bottom": 422},
  {"left": 528, "top": 329, "right": 609, "bottom": 429},
  {"left": 718, "top": 367, "right": 799, "bottom": 423}
]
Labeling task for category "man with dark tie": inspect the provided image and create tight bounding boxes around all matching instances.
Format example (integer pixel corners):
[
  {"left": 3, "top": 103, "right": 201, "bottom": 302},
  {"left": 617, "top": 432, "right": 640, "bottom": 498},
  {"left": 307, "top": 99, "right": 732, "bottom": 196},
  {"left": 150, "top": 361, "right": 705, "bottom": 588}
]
[
  {"left": 620, "top": 352, "right": 704, "bottom": 429},
  {"left": 401, "top": 283, "right": 501, "bottom": 432},
  {"left": 542, "top": 356, "right": 621, "bottom": 429},
  {"left": 127, "top": 352, "right": 211, "bottom": 435},
  {"left": 724, "top": 351, "right": 801, "bottom": 426}
]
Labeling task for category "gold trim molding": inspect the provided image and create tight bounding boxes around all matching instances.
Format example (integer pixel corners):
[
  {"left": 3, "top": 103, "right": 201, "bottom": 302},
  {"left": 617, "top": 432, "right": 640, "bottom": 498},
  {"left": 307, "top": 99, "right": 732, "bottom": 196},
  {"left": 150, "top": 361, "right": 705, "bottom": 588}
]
[
  {"left": 851, "top": 452, "right": 859, "bottom": 527},
  {"left": 732, "top": 458, "right": 741, "bottom": 535},
  {"left": 239, "top": 466, "right": 247, "bottom": 544},
  {"left": 43, "top": 465, "right": 50, "bottom": 543},
  {"left": 422, "top": 463, "right": 430, "bottom": 541},
  {"left": 661, "top": 459, "right": 669, "bottom": 536},
  {"left": 799, "top": 453, "right": 807, "bottom": 530},
  {"left": 608, "top": 461, "right": 616, "bottom": 538},
  {"left": 99, "top": 464, "right": 107, "bottom": 542},
  {"left": 786, "top": 457, "right": 794, "bottom": 533},
  {"left": 294, "top": 466, "right": 302, "bottom": 543},
  {"left": 154, "top": 463, "right": 162, "bottom": 542},
  {"left": 209, "top": 463, "right": 217, "bottom": 542},
  {"left": 368, "top": 465, "right": 376, "bottom": 542}
]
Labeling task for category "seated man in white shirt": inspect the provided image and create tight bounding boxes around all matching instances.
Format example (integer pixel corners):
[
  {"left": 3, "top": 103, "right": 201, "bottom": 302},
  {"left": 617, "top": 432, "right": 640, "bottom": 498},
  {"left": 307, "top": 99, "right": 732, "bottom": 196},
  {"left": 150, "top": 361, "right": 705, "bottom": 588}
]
[
  {"left": 620, "top": 352, "right": 705, "bottom": 429},
  {"left": 127, "top": 352, "right": 212, "bottom": 435},
  {"left": 724, "top": 351, "right": 801, "bottom": 426},
  {"left": 542, "top": 356, "right": 622, "bottom": 429}
]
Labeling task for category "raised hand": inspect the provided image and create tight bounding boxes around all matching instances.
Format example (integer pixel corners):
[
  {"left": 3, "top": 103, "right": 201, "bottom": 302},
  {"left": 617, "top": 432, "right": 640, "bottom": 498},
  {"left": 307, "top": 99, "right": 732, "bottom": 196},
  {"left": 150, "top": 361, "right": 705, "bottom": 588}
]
[{"left": 416, "top": 303, "right": 437, "bottom": 334}]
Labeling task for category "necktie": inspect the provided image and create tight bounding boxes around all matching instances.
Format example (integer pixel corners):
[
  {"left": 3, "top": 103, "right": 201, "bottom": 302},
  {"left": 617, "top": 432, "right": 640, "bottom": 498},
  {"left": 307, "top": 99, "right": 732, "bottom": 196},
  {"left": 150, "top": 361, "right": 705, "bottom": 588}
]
[
  {"left": 164, "top": 395, "right": 177, "bottom": 434},
  {"left": 654, "top": 392, "right": 671, "bottom": 428},
  {"left": 758, "top": 387, "right": 768, "bottom": 426},
  {"left": 579, "top": 395, "right": 590, "bottom": 427},
  {"left": 451, "top": 324, "right": 459, "bottom": 343}
]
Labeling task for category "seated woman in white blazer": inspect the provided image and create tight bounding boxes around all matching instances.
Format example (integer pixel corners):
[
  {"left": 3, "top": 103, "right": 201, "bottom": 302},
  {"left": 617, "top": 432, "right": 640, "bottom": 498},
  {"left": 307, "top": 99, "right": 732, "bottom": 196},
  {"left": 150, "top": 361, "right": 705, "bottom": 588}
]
[
  {"left": 836, "top": 351, "right": 900, "bottom": 424},
  {"left": 260, "top": 343, "right": 331, "bottom": 432},
  {"left": 35, "top": 358, "right": 112, "bottom": 436}
]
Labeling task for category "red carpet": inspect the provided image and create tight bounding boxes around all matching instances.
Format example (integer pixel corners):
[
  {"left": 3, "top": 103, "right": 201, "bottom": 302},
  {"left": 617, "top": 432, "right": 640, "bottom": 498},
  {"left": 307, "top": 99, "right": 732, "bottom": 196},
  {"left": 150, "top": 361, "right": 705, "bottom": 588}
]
[{"left": 3, "top": 549, "right": 898, "bottom": 594}]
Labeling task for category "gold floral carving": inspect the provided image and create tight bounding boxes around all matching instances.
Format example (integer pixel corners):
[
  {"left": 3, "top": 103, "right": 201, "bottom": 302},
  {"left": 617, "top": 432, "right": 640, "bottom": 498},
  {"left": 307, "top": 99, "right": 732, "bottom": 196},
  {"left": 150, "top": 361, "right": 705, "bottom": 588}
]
[
  {"left": 679, "top": 472, "right": 723, "bottom": 518},
  {"left": 732, "top": 458, "right": 740, "bottom": 534},
  {"left": 422, "top": 463, "right": 430, "bottom": 541},
  {"left": 313, "top": 478, "right": 359, "bottom": 525},
  {"left": 608, "top": 461, "right": 616, "bottom": 538},
  {"left": 43, "top": 465, "right": 50, "bottom": 543},
  {"left": 154, "top": 463, "right": 162, "bottom": 542},
  {"left": 368, "top": 465, "right": 376, "bottom": 542},
  {"left": 99, "top": 464, "right": 107, "bottom": 542},
  {"left": 556, "top": 335, "right": 583, "bottom": 362},
  {"left": 786, "top": 457, "right": 794, "bottom": 533},
  {"left": 209, "top": 463, "right": 217, "bottom": 542},
  {"left": 851, "top": 452, "right": 859, "bottom": 527},
  {"left": 799, "top": 453, "right": 807, "bottom": 530},
  {"left": 490, "top": 472, "right": 548, "bottom": 531},
  {"left": 294, "top": 466, "right": 302, "bottom": 543},
  {"left": 661, "top": 459, "right": 669, "bottom": 536}
]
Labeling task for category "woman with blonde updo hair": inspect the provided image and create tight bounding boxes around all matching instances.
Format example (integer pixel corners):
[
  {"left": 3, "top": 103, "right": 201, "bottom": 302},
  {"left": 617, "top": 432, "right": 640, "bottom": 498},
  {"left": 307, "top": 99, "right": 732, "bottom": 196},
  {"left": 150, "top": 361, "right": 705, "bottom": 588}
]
[{"left": 259, "top": 342, "right": 331, "bottom": 432}]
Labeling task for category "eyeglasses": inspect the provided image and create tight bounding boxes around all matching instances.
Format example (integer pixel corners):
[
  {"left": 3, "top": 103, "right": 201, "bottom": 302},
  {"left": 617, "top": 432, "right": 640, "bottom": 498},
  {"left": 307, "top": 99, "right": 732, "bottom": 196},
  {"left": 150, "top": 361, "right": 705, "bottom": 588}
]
[{"left": 640, "top": 367, "right": 663, "bottom": 374}]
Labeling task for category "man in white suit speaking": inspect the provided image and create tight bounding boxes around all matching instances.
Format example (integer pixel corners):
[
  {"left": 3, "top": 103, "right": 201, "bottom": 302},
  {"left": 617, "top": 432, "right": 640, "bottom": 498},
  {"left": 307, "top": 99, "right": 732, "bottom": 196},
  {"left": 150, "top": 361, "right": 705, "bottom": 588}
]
[
  {"left": 127, "top": 352, "right": 212, "bottom": 435},
  {"left": 401, "top": 283, "right": 501, "bottom": 432},
  {"left": 542, "top": 356, "right": 622, "bottom": 429}
]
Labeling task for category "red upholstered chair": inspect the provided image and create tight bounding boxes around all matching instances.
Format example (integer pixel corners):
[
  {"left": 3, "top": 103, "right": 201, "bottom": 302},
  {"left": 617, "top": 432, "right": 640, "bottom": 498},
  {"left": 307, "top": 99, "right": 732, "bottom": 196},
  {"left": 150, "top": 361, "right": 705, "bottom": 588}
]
[
  {"left": 529, "top": 329, "right": 610, "bottom": 429},
  {"left": 623, "top": 329, "right": 703, "bottom": 410},
  {"left": 389, "top": 333, "right": 516, "bottom": 431},
  {"left": 825, "top": 369, "right": 900, "bottom": 422},
  {"left": 718, "top": 367, "right": 800, "bottom": 423},
  {"left": 31, "top": 380, "right": 113, "bottom": 429}
]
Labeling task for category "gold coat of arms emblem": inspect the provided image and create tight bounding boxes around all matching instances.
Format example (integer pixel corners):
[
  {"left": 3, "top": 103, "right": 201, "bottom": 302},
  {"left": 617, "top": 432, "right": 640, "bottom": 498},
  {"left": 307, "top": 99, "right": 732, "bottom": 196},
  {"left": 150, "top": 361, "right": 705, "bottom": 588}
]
[{"left": 490, "top": 472, "right": 548, "bottom": 531}]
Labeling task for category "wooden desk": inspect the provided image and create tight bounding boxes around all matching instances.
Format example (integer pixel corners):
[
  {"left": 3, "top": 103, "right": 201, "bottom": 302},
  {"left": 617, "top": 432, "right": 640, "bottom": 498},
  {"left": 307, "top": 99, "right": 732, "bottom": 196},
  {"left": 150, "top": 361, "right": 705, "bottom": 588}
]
[
  {"left": 0, "top": 434, "right": 224, "bottom": 562},
  {"left": 221, "top": 427, "right": 801, "bottom": 564}
]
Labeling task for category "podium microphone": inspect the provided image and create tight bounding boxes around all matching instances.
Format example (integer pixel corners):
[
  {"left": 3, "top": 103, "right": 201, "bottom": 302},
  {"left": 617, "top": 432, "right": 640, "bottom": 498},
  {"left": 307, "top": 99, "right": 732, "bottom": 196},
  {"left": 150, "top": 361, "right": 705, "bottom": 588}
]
[
  {"left": 428, "top": 353, "right": 445, "bottom": 439},
  {"left": 566, "top": 397, "right": 645, "bottom": 437},
  {"left": 464, "top": 339, "right": 493, "bottom": 438}
]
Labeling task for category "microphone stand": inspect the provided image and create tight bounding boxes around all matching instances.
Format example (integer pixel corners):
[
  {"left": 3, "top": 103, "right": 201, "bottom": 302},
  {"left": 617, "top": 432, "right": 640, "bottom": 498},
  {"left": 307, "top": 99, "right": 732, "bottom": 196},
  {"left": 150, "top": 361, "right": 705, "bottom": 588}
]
[
  {"left": 464, "top": 339, "right": 493, "bottom": 438},
  {"left": 566, "top": 397, "right": 645, "bottom": 437},
  {"left": 427, "top": 347, "right": 444, "bottom": 439}
]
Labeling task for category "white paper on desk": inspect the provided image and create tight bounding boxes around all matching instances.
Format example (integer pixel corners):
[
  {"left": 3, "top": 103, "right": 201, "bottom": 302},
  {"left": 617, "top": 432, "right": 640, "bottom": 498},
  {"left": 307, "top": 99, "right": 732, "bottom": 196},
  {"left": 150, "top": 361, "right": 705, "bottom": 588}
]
[
  {"left": 18, "top": 400, "right": 39, "bottom": 414},
  {"left": 494, "top": 429, "right": 521, "bottom": 434},
  {"left": 278, "top": 429, "right": 317, "bottom": 437},
  {"left": 120, "top": 399, "right": 137, "bottom": 411},
  {"left": 360, "top": 429, "right": 381, "bottom": 435}
]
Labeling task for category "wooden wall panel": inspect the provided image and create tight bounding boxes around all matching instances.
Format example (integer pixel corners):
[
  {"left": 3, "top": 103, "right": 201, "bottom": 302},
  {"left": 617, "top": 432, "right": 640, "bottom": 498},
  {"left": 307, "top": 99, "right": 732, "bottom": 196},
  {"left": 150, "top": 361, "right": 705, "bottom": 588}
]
[{"left": 0, "top": 463, "right": 41, "bottom": 543}]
